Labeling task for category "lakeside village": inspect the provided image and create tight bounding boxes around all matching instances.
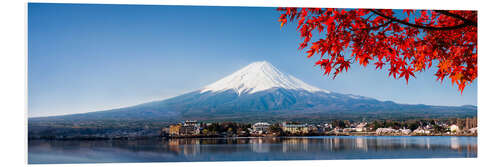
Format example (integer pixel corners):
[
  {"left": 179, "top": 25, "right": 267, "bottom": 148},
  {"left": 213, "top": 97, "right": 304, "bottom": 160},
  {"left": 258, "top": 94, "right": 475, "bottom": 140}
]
[
  {"left": 161, "top": 118, "right": 478, "bottom": 138},
  {"left": 28, "top": 117, "right": 477, "bottom": 140}
]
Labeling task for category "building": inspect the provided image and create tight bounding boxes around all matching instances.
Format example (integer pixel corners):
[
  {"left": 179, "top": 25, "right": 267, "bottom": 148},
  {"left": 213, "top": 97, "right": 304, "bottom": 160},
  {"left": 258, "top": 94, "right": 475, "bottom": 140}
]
[
  {"left": 468, "top": 127, "right": 478, "bottom": 134},
  {"left": 355, "top": 122, "right": 367, "bottom": 132},
  {"left": 179, "top": 125, "right": 200, "bottom": 136},
  {"left": 376, "top": 128, "right": 396, "bottom": 135},
  {"left": 400, "top": 129, "right": 412, "bottom": 135},
  {"left": 281, "top": 122, "right": 309, "bottom": 134},
  {"left": 169, "top": 124, "right": 182, "bottom": 136},
  {"left": 332, "top": 127, "right": 343, "bottom": 133},
  {"left": 413, "top": 127, "right": 431, "bottom": 134},
  {"left": 321, "top": 123, "right": 333, "bottom": 132},
  {"left": 449, "top": 124, "right": 460, "bottom": 133},
  {"left": 184, "top": 120, "right": 200, "bottom": 126},
  {"left": 252, "top": 122, "right": 271, "bottom": 134},
  {"left": 169, "top": 120, "right": 201, "bottom": 136},
  {"left": 181, "top": 120, "right": 200, "bottom": 135},
  {"left": 308, "top": 125, "right": 319, "bottom": 133}
]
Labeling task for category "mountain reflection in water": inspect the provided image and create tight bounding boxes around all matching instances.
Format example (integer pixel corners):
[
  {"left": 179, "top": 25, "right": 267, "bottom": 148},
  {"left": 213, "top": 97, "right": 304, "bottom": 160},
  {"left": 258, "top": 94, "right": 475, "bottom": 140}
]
[{"left": 28, "top": 136, "right": 477, "bottom": 164}]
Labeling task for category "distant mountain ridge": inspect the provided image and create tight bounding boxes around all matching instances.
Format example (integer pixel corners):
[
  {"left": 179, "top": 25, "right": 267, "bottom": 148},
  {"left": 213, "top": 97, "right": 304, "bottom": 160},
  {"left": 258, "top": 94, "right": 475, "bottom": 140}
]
[{"left": 31, "top": 61, "right": 476, "bottom": 121}]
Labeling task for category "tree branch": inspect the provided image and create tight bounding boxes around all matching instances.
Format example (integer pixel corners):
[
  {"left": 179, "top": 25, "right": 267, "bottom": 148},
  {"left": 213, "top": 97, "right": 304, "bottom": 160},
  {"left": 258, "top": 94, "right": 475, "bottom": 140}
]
[
  {"left": 369, "top": 9, "right": 472, "bottom": 31},
  {"left": 363, "top": 21, "right": 392, "bottom": 31},
  {"left": 434, "top": 10, "right": 477, "bottom": 27}
]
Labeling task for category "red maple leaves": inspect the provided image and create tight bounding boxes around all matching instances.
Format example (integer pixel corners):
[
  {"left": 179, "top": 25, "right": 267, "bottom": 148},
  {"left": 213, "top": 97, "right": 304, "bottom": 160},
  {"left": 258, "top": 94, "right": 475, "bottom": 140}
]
[{"left": 278, "top": 8, "right": 477, "bottom": 93}]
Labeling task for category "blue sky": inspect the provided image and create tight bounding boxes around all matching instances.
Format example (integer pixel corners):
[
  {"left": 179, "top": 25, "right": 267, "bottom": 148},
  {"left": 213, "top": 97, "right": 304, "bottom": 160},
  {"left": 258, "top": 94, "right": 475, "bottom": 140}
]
[{"left": 28, "top": 3, "right": 477, "bottom": 117}]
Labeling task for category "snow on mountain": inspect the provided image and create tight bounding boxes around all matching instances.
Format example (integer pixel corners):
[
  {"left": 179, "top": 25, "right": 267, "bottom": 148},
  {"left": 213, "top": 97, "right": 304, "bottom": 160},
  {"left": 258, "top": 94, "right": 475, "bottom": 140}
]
[{"left": 201, "top": 61, "right": 330, "bottom": 95}]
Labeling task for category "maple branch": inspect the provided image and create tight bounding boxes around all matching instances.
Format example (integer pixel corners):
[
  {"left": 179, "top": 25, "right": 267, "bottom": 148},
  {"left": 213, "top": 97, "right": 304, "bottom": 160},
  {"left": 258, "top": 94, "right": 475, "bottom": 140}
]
[
  {"left": 369, "top": 9, "right": 471, "bottom": 31},
  {"left": 434, "top": 10, "right": 477, "bottom": 27},
  {"left": 363, "top": 21, "right": 392, "bottom": 31},
  {"left": 365, "top": 12, "right": 376, "bottom": 20},
  {"left": 347, "top": 20, "right": 392, "bottom": 32}
]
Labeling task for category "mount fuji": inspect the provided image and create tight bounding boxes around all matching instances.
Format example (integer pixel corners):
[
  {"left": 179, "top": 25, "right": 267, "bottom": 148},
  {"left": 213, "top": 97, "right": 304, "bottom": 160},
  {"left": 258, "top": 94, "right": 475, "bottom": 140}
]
[{"left": 34, "top": 61, "right": 476, "bottom": 121}]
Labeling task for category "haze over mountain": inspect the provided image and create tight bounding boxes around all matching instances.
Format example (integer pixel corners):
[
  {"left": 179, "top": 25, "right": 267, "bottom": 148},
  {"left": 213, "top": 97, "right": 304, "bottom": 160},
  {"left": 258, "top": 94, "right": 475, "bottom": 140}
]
[{"left": 32, "top": 61, "right": 476, "bottom": 121}]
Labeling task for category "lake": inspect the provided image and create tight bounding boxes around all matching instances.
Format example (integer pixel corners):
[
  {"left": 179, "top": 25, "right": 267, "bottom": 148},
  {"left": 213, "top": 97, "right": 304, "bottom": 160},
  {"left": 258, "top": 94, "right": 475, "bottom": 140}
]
[{"left": 28, "top": 136, "right": 477, "bottom": 164}]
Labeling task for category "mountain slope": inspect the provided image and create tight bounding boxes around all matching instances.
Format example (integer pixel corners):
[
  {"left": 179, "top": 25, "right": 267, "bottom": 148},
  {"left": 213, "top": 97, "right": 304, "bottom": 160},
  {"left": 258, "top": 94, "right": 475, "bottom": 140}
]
[{"left": 32, "top": 61, "right": 477, "bottom": 121}]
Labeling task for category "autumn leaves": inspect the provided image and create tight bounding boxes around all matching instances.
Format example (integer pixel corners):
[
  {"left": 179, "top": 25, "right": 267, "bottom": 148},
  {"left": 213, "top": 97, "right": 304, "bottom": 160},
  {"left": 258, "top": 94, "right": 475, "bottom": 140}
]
[{"left": 278, "top": 8, "right": 477, "bottom": 93}]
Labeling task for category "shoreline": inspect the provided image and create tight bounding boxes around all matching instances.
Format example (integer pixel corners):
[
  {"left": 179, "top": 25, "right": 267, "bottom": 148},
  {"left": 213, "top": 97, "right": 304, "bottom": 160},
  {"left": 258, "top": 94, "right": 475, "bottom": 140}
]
[{"left": 28, "top": 134, "right": 477, "bottom": 141}]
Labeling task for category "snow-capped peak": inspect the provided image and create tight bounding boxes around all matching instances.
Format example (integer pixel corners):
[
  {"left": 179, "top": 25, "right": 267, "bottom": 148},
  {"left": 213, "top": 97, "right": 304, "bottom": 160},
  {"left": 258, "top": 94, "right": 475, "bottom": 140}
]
[{"left": 201, "top": 61, "right": 330, "bottom": 95}]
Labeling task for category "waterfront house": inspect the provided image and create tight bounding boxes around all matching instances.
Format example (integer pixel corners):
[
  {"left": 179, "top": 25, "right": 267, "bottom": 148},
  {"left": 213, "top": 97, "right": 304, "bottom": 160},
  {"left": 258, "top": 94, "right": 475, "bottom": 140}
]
[
  {"left": 321, "top": 123, "right": 333, "bottom": 132},
  {"left": 180, "top": 120, "right": 201, "bottom": 136},
  {"left": 355, "top": 122, "right": 367, "bottom": 132},
  {"left": 308, "top": 125, "right": 319, "bottom": 133},
  {"left": 179, "top": 125, "right": 200, "bottom": 136},
  {"left": 413, "top": 127, "right": 431, "bottom": 134},
  {"left": 169, "top": 124, "right": 182, "bottom": 136},
  {"left": 413, "top": 127, "right": 424, "bottom": 134},
  {"left": 184, "top": 120, "right": 199, "bottom": 126},
  {"left": 400, "top": 128, "right": 412, "bottom": 135},
  {"left": 376, "top": 128, "right": 396, "bottom": 135},
  {"left": 468, "top": 127, "right": 477, "bottom": 134},
  {"left": 281, "top": 122, "right": 309, "bottom": 134},
  {"left": 252, "top": 122, "right": 271, "bottom": 134},
  {"left": 449, "top": 124, "right": 460, "bottom": 133},
  {"left": 168, "top": 120, "right": 201, "bottom": 136}
]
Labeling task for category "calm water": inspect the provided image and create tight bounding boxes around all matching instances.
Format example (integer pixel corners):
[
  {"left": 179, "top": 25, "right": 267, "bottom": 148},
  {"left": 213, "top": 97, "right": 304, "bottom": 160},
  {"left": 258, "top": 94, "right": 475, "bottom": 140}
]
[{"left": 28, "top": 136, "right": 477, "bottom": 164}]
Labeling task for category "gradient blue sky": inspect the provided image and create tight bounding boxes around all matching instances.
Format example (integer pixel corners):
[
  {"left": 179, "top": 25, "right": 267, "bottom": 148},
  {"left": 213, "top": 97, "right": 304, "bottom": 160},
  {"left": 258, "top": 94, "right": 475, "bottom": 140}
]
[{"left": 28, "top": 3, "right": 477, "bottom": 117}]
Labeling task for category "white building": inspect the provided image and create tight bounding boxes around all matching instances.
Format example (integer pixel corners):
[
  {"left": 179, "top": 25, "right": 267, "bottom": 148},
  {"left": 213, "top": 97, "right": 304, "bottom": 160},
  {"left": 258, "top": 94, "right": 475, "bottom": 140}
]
[
  {"left": 252, "top": 122, "right": 271, "bottom": 134},
  {"left": 413, "top": 127, "right": 431, "bottom": 134},
  {"left": 468, "top": 127, "right": 478, "bottom": 134},
  {"left": 376, "top": 128, "right": 396, "bottom": 135},
  {"left": 181, "top": 120, "right": 201, "bottom": 135},
  {"left": 355, "top": 122, "right": 367, "bottom": 132},
  {"left": 400, "top": 129, "right": 412, "bottom": 135},
  {"left": 449, "top": 124, "right": 460, "bottom": 133}
]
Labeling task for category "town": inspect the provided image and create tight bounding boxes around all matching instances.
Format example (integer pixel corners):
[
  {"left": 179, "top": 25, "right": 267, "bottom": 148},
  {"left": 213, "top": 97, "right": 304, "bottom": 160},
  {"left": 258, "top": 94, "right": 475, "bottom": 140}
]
[
  {"left": 162, "top": 118, "right": 478, "bottom": 138},
  {"left": 28, "top": 117, "right": 477, "bottom": 140}
]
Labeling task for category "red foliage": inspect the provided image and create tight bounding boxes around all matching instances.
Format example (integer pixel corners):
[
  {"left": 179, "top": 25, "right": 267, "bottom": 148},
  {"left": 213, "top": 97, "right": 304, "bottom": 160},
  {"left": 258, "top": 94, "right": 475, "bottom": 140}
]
[{"left": 278, "top": 8, "right": 477, "bottom": 93}]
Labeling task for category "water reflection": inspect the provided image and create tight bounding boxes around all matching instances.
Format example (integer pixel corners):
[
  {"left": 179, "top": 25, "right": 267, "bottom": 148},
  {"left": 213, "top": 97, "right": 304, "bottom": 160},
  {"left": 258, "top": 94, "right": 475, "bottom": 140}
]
[
  {"left": 163, "top": 138, "right": 201, "bottom": 156},
  {"left": 28, "top": 136, "right": 477, "bottom": 164},
  {"left": 249, "top": 138, "right": 271, "bottom": 153},
  {"left": 451, "top": 137, "right": 460, "bottom": 150}
]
